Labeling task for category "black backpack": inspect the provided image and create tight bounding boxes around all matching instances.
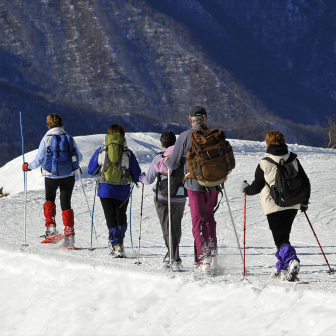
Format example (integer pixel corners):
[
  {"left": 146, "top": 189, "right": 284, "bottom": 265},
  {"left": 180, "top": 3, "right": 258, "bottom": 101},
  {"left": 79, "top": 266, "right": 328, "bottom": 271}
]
[
  {"left": 263, "top": 154, "right": 306, "bottom": 207},
  {"left": 153, "top": 153, "right": 188, "bottom": 201}
]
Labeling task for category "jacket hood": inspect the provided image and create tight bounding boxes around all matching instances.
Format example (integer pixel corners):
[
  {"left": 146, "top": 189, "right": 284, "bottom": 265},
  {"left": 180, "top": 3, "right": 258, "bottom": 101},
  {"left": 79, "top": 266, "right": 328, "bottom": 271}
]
[
  {"left": 45, "top": 127, "right": 67, "bottom": 136},
  {"left": 163, "top": 145, "right": 175, "bottom": 156},
  {"left": 266, "top": 144, "right": 288, "bottom": 156}
]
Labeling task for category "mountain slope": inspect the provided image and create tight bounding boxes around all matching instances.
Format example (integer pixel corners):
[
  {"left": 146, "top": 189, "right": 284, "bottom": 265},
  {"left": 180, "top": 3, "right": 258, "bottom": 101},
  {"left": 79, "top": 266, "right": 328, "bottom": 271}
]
[
  {"left": 145, "top": 0, "right": 336, "bottom": 124},
  {"left": 0, "top": 0, "right": 333, "bottom": 167}
]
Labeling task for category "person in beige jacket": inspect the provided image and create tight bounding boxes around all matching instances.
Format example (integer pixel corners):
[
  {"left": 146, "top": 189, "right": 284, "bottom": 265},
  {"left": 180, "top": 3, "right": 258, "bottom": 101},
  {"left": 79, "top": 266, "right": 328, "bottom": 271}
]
[{"left": 241, "top": 130, "right": 310, "bottom": 281}]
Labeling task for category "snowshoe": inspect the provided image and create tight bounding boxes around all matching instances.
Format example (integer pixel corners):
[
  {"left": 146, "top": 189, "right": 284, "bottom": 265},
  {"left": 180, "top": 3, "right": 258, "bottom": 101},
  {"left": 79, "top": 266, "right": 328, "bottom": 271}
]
[
  {"left": 41, "top": 225, "right": 64, "bottom": 244},
  {"left": 41, "top": 234, "right": 64, "bottom": 244}
]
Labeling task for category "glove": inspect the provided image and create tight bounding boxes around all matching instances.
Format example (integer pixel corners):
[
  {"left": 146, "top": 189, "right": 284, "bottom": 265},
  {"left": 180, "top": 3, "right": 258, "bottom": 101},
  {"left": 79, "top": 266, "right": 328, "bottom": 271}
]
[
  {"left": 22, "top": 162, "right": 31, "bottom": 172},
  {"left": 300, "top": 203, "right": 308, "bottom": 212},
  {"left": 240, "top": 181, "right": 249, "bottom": 194},
  {"left": 139, "top": 173, "right": 146, "bottom": 182}
]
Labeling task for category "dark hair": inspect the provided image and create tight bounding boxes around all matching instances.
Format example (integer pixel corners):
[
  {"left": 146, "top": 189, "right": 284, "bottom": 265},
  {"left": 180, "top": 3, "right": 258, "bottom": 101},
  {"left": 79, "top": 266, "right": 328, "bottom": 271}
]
[
  {"left": 265, "top": 130, "right": 286, "bottom": 147},
  {"left": 160, "top": 130, "right": 176, "bottom": 148},
  {"left": 108, "top": 124, "right": 125, "bottom": 136},
  {"left": 47, "top": 114, "right": 63, "bottom": 129}
]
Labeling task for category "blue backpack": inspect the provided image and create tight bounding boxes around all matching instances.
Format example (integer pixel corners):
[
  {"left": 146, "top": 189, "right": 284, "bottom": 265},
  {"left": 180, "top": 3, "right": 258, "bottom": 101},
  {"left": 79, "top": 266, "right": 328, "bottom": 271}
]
[{"left": 42, "top": 134, "right": 79, "bottom": 176}]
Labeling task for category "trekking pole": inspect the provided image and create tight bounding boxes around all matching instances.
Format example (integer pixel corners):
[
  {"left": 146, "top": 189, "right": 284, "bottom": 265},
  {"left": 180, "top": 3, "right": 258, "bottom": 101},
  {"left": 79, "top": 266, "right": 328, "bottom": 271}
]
[
  {"left": 304, "top": 211, "right": 335, "bottom": 274},
  {"left": 89, "top": 177, "right": 98, "bottom": 251},
  {"left": 20, "top": 112, "right": 28, "bottom": 247},
  {"left": 135, "top": 183, "right": 144, "bottom": 265},
  {"left": 223, "top": 184, "right": 244, "bottom": 264},
  {"left": 129, "top": 181, "right": 134, "bottom": 249},
  {"left": 77, "top": 169, "right": 98, "bottom": 241},
  {"left": 243, "top": 184, "right": 247, "bottom": 278},
  {"left": 168, "top": 169, "right": 172, "bottom": 270}
]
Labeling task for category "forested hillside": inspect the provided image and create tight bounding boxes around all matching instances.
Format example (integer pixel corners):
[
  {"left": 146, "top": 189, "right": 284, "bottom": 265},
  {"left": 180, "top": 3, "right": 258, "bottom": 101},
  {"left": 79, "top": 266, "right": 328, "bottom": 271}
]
[{"left": 0, "top": 0, "right": 333, "bottom": 167}]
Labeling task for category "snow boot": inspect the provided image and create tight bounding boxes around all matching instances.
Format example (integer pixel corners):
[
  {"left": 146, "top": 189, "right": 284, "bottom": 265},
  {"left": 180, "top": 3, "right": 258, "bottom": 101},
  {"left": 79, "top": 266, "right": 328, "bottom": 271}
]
[
  {"left": 43, "top": 201, "right": 56, "bottom": 228},
  {"left": 211, "top": 251, "right": 219, "bottom": 272},
  {"left": 195, "top": 256, "right": 211, "bottom": 273},
  {"left": 286, "top": 259, "right": 300, "bottom": 282},
  {"left": 163, "top": 258, "right": 182, "bottom": 271},
  {"left": 168, "top": 260, "right": 182, "bottom": 271},
  {"left": 270, "top": 269, "right": 287, "bottom": 281},
  {"left": 113, "top": 244, "right": 125, "bottom": 258},
  {"left": 45, "top": 224, "right": 57, "bottom": 238},
  {"left": 108, "top": 240, "right": 114, "bottom": 255},
  {"left": 61, "top": 235, "right": 75, "bottom": 248},
  {"left": 62, "top": 209, "right": 75, "bottom": 247}
]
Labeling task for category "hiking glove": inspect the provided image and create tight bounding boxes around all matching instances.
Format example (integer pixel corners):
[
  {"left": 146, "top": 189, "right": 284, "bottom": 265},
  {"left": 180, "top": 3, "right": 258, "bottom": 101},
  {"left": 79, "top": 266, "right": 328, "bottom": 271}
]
[
  {"left": 22, "top": 162, "right": 31, "bottom": 172},
  {"left": 300, "top": 203, "right": 308, "bottom": 212},
  {"left": 240, "top": 181, "right": 249, "bottom": 193},
  {"left": 139, "top": 173, "right": 146, "bottom": 182}
]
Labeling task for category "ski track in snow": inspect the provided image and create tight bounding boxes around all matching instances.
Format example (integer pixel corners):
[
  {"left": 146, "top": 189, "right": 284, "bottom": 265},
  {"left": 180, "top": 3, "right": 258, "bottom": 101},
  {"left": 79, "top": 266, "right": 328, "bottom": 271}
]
[{"left": 1, "top": 133, "right": 336, "bottom": 335}]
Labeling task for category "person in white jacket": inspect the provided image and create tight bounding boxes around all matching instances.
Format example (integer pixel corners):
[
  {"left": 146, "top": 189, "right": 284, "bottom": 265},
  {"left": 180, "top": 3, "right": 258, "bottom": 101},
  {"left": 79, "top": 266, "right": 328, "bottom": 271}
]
[
  {"left": 241, "top": 130, "right": 310, "bottom": 281},
  {"left": 22, "top": 114, "right": 82, "bottom": 248}
]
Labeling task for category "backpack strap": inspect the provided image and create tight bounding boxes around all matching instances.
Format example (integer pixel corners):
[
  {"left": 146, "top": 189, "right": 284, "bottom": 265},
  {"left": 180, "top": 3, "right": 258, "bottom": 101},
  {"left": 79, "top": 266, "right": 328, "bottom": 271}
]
[
  {"left": 262, "top": 157, "right": 279, "bottom": 166},
  {"left": 286, "top": 152, "right": 297, "bottom": 163},
  {"left": 263, "top": 153, "right": 297, "bottom": 166},
  {"left": 102, "top": 145, "right": 109, "bottom": 171},
  {"left": 261, "top": 157, "right": 278, "bottom": 189},
  {"left": 155, "top": 173, "right": 162, "bottom": 202},
  {"left": 224, "top": 142, "right": 232, "bottom": 171},
  {"left": 63, "top": 135, "right": 71, "bottom": 159}
]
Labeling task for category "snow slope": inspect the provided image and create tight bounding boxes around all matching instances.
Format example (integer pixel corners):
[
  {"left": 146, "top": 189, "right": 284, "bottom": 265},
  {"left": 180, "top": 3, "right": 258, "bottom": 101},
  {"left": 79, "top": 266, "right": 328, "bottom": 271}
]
[{"left": 1, "top": 133, "right": 336, "bottom": 336}]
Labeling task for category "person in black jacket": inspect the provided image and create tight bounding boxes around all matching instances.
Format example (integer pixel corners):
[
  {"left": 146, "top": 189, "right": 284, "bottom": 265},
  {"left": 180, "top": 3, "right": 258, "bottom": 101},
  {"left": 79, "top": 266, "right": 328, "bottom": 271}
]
[{"left": 241, "top": 130, "right": 310, "bottom": 281}]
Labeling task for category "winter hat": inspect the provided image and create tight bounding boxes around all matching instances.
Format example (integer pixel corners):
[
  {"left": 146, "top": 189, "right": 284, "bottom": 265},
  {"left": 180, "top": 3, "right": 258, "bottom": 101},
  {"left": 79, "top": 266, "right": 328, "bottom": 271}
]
[{"left": 189, "top": 106, "right": 207, "bottom": 117}]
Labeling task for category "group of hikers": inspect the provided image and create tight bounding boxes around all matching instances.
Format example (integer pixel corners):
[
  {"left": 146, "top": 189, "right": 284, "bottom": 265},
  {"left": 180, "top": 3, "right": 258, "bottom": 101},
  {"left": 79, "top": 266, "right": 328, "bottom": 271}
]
[{"left": 22, "top": 106, "right": 310, "bottom": 281}]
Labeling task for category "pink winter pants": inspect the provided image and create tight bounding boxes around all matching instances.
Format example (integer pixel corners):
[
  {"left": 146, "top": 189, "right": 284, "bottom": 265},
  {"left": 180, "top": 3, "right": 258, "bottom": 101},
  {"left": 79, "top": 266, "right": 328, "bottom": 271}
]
[{"left": 188, "top": 190, "right": 219, "bottom": 263}]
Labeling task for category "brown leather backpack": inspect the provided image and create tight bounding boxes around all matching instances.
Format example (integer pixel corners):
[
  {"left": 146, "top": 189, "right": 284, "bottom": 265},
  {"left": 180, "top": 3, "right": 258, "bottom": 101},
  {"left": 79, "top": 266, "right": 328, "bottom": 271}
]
[{"left": 186, "top": 128, "right": 235, "bottom": 187}]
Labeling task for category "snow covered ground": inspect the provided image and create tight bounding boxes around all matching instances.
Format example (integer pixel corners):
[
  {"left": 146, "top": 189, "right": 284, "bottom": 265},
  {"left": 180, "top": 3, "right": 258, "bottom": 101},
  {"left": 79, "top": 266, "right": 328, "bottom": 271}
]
[{"left": 1, "top": 133, "right": 336, "bottom": 336}]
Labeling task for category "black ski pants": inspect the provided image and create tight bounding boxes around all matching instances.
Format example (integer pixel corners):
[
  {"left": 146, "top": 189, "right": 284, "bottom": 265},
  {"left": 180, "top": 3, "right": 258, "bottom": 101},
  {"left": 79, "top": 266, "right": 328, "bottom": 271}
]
[
  {"left": 267, "top": 209, "right": 298, "bottom": 249},
  {"left": 100, "top": 197, "right": 129, "bottom": 229},
  {"left": 45, "top": 176, "right": 75, "bottom": 211},
  {"left": 154, "top": 198, "right": 185, "bottom": 263}
]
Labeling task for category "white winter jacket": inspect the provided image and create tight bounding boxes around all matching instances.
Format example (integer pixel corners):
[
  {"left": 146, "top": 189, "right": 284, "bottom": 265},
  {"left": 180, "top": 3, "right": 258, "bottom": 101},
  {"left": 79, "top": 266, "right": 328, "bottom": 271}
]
[{"left": 259, "top": 153, "right": 301, "bottom": 216}]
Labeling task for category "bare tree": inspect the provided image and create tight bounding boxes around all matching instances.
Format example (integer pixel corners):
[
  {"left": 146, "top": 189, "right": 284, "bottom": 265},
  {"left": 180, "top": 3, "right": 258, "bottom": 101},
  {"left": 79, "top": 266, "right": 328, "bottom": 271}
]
[{"left": 326, "top": 114, "right": 336, "bottom": 148}]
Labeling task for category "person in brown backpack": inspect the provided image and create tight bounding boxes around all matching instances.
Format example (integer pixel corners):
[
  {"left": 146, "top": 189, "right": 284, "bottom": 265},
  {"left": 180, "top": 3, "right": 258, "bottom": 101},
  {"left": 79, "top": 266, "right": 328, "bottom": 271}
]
[{"left": 165, "top": 106, "right": 234, "bottom": 274}]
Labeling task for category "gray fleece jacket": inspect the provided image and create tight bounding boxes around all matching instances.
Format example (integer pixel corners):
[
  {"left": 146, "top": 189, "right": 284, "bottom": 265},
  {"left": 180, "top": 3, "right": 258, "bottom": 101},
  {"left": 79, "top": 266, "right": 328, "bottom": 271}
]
[{"left": 165, "top": 124, "right": 217, "bottom": 192}]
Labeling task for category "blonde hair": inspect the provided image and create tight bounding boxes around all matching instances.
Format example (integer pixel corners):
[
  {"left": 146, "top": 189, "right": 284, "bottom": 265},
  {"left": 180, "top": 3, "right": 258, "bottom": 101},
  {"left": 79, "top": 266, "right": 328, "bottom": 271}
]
[
  {"left": 265, "top": 130, "right": 286, "bottom": 147},
  {"left": 47, "top": 114, "right": 63, "bottom": 129}
]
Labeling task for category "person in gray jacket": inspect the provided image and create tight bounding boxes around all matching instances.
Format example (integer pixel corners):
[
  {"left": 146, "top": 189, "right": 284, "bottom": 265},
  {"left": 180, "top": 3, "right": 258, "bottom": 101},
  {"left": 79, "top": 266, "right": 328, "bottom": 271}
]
[
  {"left": 140, "top": 130, "right": 187, "bottom": 270},
  {"left": 165, "top": 106, "right": 220, "bottom": 274}
]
